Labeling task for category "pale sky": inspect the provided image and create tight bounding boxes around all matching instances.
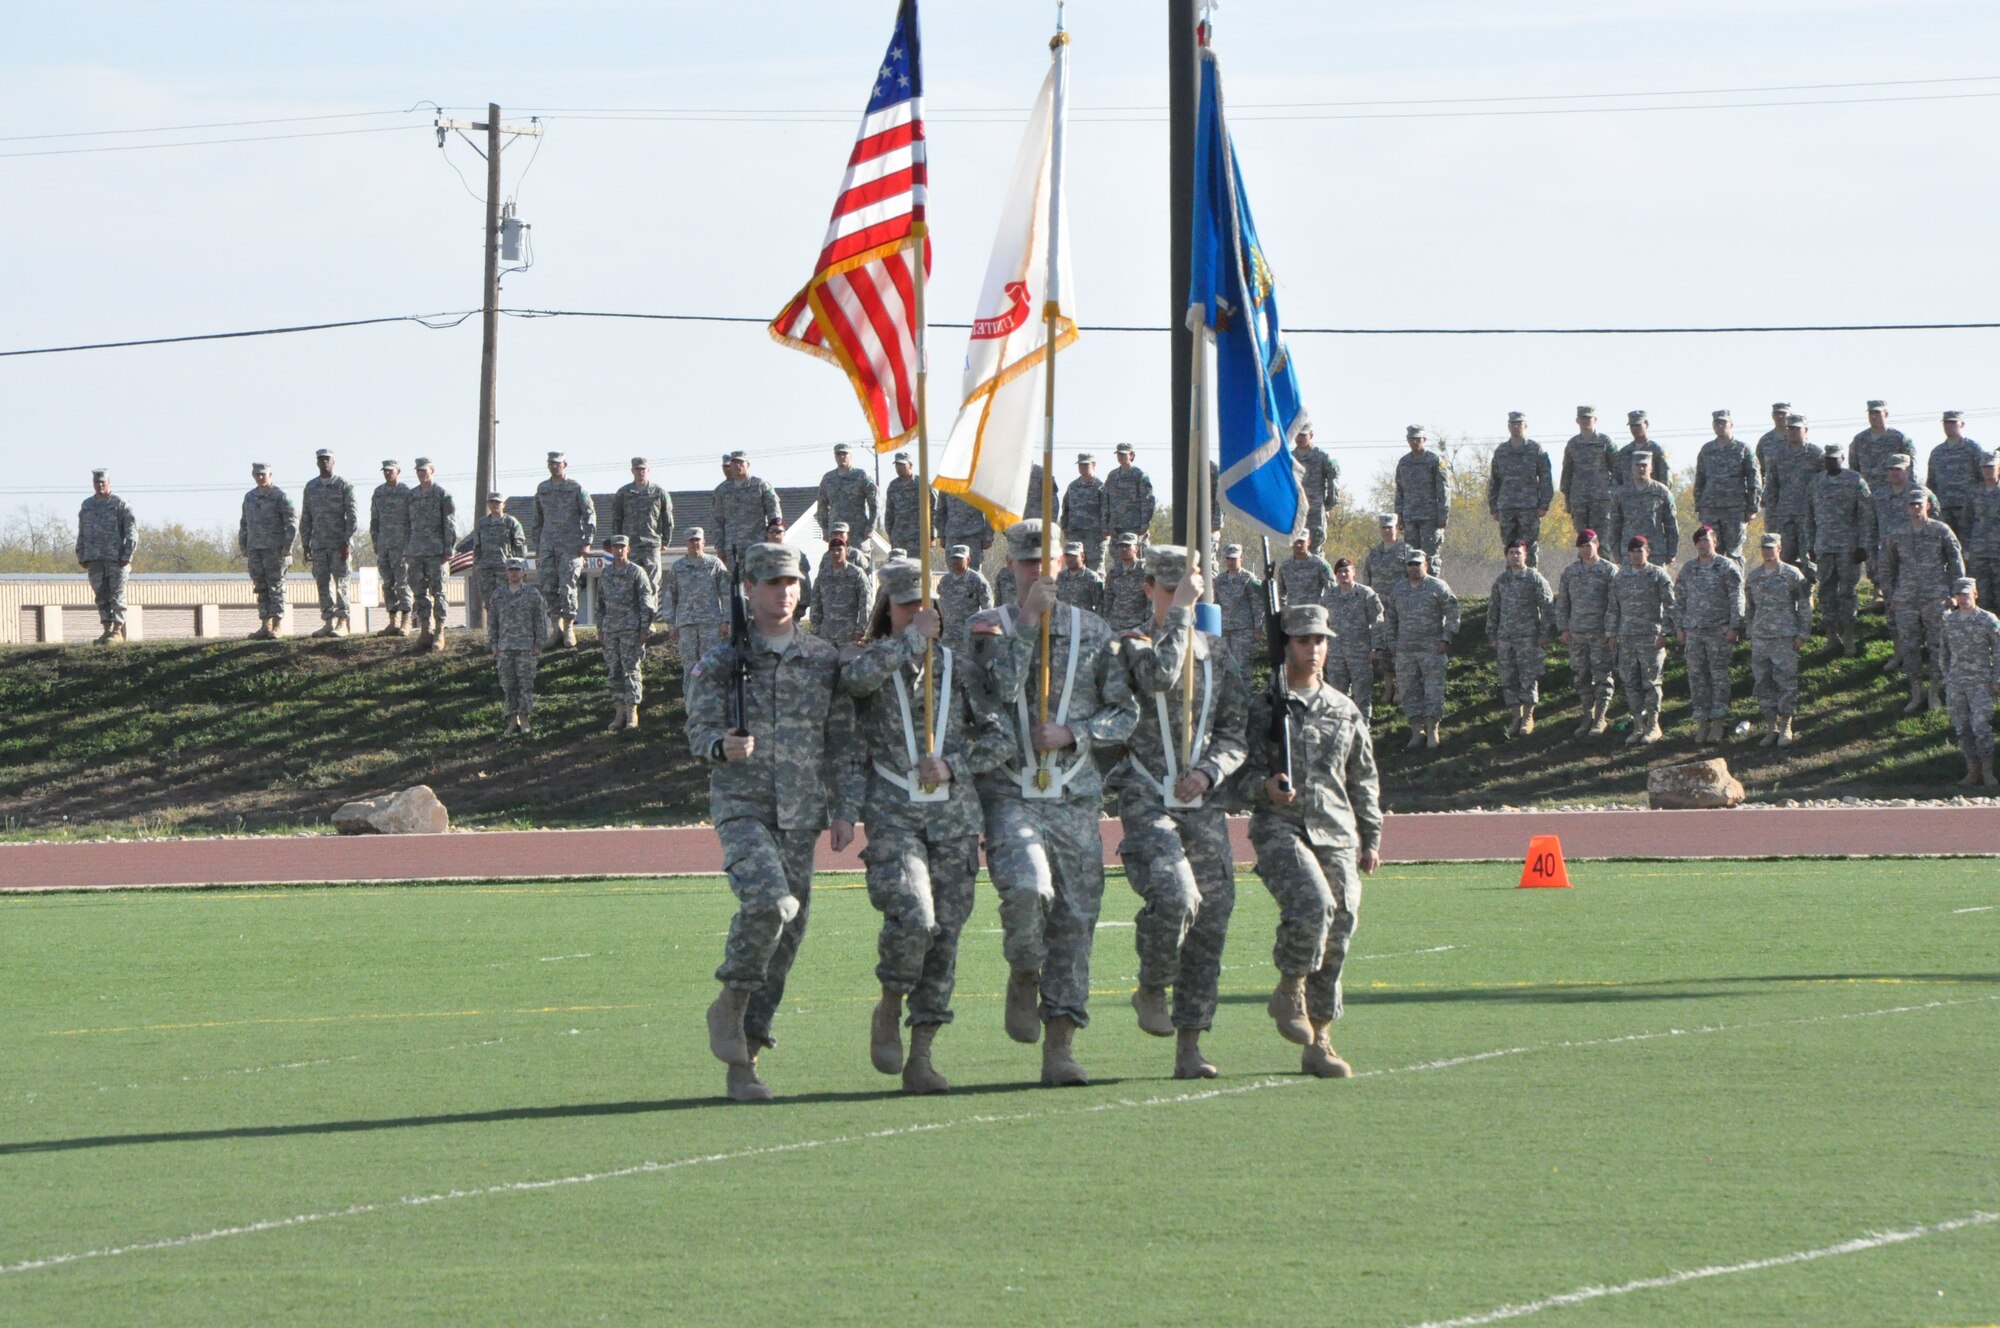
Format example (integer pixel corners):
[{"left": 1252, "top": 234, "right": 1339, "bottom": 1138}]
[{"left": 6, "top": 0, "right": 2000, "bottom": 529}]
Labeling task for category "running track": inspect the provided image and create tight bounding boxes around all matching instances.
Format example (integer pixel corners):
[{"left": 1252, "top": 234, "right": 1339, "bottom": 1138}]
[{"left": 2, "top": 807, "right": 1995, "bottom": 892}]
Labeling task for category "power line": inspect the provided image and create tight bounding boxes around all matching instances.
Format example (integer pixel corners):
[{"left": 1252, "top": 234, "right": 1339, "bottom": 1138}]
[
  {"left": 0, "top": 123, "right": 431, "bottom": 160},
  {"left": 0, "top": 312, "right": 476, "bottom": 358},
  {"left": 0, "top": 106, "right": 433, "bottom": 144}
]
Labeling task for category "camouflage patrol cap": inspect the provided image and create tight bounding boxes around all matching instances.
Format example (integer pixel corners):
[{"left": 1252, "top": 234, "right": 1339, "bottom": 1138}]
[
  {"left": 1577, "top": 406, "right": 1597, "bottom": 416},
  {"left": 1293, "top": 531, "right": 1311, "bottom": 544},
  {"left": 892, "top": 451, "right": 912, "bottom": 463},
  {"left": 414, "top": 456, "right": 434, "bottom": 469},
  {"left": 833, "top": 442, "right": 852, "bottom": 454},
  {"left": 1867, "top": 399, "right": 1888, "bottom": 410},
  {"left": 1404, "top": 549, "right": 1427, "bottom": 564},
  {"left": 631, "top": 456, "right": 649, "bottom": 467},
  {"left": 1280, "top": 604, "right": 1336, "bottom": 639},
  {"left": 1223, "top": 542, "right": 1243, "bottom": 557},
  {"left": 1407, "top": 423, "right": 1428, "bottom": 436},
  {"left": 723, "top": 449, "right": 747, "bottom": 462},
  {"left": 740, "top": 542, "right": 807, "bottom": 582},
  {"left": 1145, "top": 545, "right": 1188, "bottom": 588},
  {"left": 547, "top": 451, "right": 566, "bottom": 463},
  {"left": 1076, "top": 452, "right": 1096, "bottom": 464},
  {"left": 91, "top": 468, "right": 108, "bottom": 480},
  {"left": 1943, "top": 410, "right": 1966, "bottom": 422},
  {"left": 1064, "top": 541, "right": 1084, "bottom": 556},
  {"left": 1761, "top": 532, "right": 1783, "bottom": 548},
  {"left": 1982, "top": 451, "right": 1998, "bottom": 469},
  {"left": 250, "top": 462, "right": 271, "bottom": 475},
  {"left": 1004, "top": 519, "right": 1058, "bottom": 560},
  {"left": 1628, "top": 410, "right": 1648, "bottom": 423},
  {"left": 828, "top": 522, "right": 851, "bottom": 539},
  {"left": 1712, "top": 409, "right": 1732, "bottom": 420},
  {"left": 889, "top": 547, "right": 908, "bottom": 558},
  {"left": 485, "top": 492, "right": 504, "bottom": 504},
  {"left": 380, "top": 459, "right": 399, "bottom": 470},
  {"left": 314, "top": 448, "right": 333, "bottom": 459},
  {"left": 1506, "top": 411, "right": 1525, "bottom": 423},
  {"left": 504, "top": 556, "right": 527, "bottom": 570},
  {"left": 1115, "top": 442, "right": 1135, "bottom": 454},
  {"left": 604, "top": 533, "right": 629, "bottom": 547},
  {"left": 876, "top": 559, "right": 925, "bottom": 604},
  {"left": 1952, "top": 576, "right": 1977, "bottom": 595},
  {"left": 684, "top": 526, "right": 705, "bottom": 540},
  {"left": 1116, "top": 532, "right": 1140, "bottom": 547},
  {"left": 1823, "top": 442, "right": 1844, "bottom": 460},
  {"left": 1905, "top": 492, "right": 1929, "bottom": 507},
  {"left": 1771, "top": 402, "right": 1791, "bottom": 411},
  {"left": 948, "top": 544, "right": 971, "bottom": 559},
  {"left": 1377, "top": 511, "right": 1398, "bottom": 527},
  {"left": 1785, "top": 413, "right": 1808, "bottom": 427},
  {"left": 1887, "top": 453, "right": 1912, "bottom": 469}
]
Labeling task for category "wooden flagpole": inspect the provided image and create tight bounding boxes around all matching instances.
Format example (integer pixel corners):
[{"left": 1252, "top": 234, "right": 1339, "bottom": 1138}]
[
  {"left": 1036, "top": 23, "right": 1071, "bottom": 791},
  {"left": 911, "top": 220, "right": 937, "bottom": 788}
]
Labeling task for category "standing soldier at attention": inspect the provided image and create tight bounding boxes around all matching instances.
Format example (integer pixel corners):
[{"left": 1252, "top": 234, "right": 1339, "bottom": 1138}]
[
  {"left": 1802, "top": 443, "right": 1874, "bottom": 655},
  {"left": 1383, "top": 549, "right": 1460, "bottom": 750},
  {"left": 936, "top": 544, "right": 992, "bottom": 653},
  {"left": 1928, "top": 411, "right": 1985, "bottom": 543},
  {"left": 403, "top": 458, "right": 458, "bottom": 653},
  {"left": 1102, "top": 533, "right": 1151, "bottom": 632},
  {"left": 1055, "top": 541, "right": 1105, "bottom": 614},
  {"left": 1745, "top": 532, "right": 1812, "bottom": 746},
  {"left": 968, "top": 519, "right": 1138, "bottom": 1088},
  {"left": 1756, "top": 402, "right": 1794, "bottom": 502},
  {"left": 1676, "top": 525, "right": 1746, "bottom": 744},
  {"left": 1869, "top": 453, "right": 1935, "bottom": 624},
  {"left": 1693, "top": 409, "right": 1761, "bottom": 562},
  {"left": 611, "top": 457, "right": 673, "bottom": 589},
  {"left": 1940, "top": 576, "right": 2000, "bottom": 786},
  {"left": 1968, "top": 452, "right": 2000, "bottom": 611},
  {"left": 1557, "top": 529, "right": 1620, "bottom": 736},
  {"left": 1104, "top": 442, "right": 1157, "bottom": 547},
  {"left": 1615, "top": 410, "right": 1671, "bottom": 493},
  {"left": 75, "top": 468, "right": 136, "bottom": 645},
  {"left": 1277, "top": 533, "right": 1333, "bottom": 610},
  {"left": 1214, "top": 542, "right": 1265, "bottom": 673},
  {"left": 530, "top": 450, "right": 597, "bottom": 648},
  {"left": 712, "top": 450, "right": 781, "bottom": 572},
  {"left": 1113, "top": 549, "right": 1249, "bottom": 1079},
  {"left": 238, "top": 462, "right": 296, "bottom": 640},
  {"left": 1604, "top": 535, "right": 1677, "bottom": 745},
  {"left": 1323, "top": 558, "right": 1385, "bottom": 723},
  {"left": 1487, "top": 539, "right": 1556, "bottom": 738},
  {"left": 1243, "top": 603, "right": 1382, "bottom": 1078},
  {"left": 1060, "top": 452, "right": 1111, "bottom": 570},
  {"left": 842, "top": 561, "right": 1011, "bottom": 1095},
  {"left": 1606, "top": 452, "right": 1679, "bottom": 565},
  {"left": 688, "top": 542, "right": 863, "bottom": 1104},
  {"left": 1294, "top": 424, "right": 1339, "bottom": 555},
  {"left": 662, "top": 528, "right": 729, "bottom": 664},
  {"left": 458, "top": 493, "right": 527, "bottom": 634},
  {"left": 1487, "top": 411, "right": 1554, "bottom": 566},
  {"left": 595, "top": 534, "right": 657, "bottom": 733},
  {"left": 936, "top": 490, "right": 995, "bottom": 566},
  {"left": 815, "top": 442, "right": 878, "bottom": 547},
  {"left": 299, "top": 448, "right": 358, "bottom": 638},
  {"left": 370, "top": 460, "right": 413, "bottom": 637},
  {"left": 1560, "top": 406, "right": 1618, "bottom": 545},
  {"left": 1361, "top": 512, "right": 1413, "bottom": 592},
  {"left": 1395, "top": 425, "right": 1450, "bottom": 576},
  {"left": 882, "top": 451, "right": 925, "bottom": 556},
  {"left": 1852, "top": 398, "right": 1909, "bottom": 490},
  {"left": 1882, "top": 491, "right": 1968, "bottom": 713},
  {"left": 809, "top": 526, "right": 872, "bottom": 648},
  {"left": 490, "top": 557, "right": 548, "bottom": 739}
]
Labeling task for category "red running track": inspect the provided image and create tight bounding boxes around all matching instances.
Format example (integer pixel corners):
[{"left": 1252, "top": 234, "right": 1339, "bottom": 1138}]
[{"left": 1, "top": 807, "right": 1995, "bottom": 892}]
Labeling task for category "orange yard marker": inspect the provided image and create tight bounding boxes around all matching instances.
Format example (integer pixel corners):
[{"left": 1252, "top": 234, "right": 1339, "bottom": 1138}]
[{"left": 1518, "top": 835, "right": 1571, "bottom": 889}]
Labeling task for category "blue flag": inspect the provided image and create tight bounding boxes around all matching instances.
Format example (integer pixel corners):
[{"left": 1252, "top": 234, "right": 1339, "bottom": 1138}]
[{"left": 1188, "top": 40, "right": 1307, "bottom": 540}]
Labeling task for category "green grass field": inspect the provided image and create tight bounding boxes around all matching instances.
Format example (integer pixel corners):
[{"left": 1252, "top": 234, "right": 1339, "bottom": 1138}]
[{"left": 4, "top": 861, "right": 1997, "bottom": 1326}]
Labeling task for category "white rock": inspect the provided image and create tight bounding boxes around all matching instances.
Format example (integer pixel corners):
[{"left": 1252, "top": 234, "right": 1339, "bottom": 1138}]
[
  {"left": 333, "top": 785, "right": 450, "bottom": 836},
  {"left": 1646, "top": 758, "right": 1747, "bottom": 810}
]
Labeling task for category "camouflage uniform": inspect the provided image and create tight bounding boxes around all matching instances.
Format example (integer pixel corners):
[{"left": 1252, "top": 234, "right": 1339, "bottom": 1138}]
[
  {"left": 490, "top": 580, "right": 549, "bottom": 719},
  {"left": 1214, "top": 564, "right": 1266, "bottom": 673},
  {"left": 1487, "top": 565, "right": 1556, "bottom": 708},
  {"left": 370, "top": 478, "right": 413, "bottom": 617},
  {"left": 1614, "top": 438, "right": 1670, "bottom": 492},
  {"left": 1103, "top": 463, "right": 1157, "bottom": 544},
  {"left": 403, "top": 482, "right": 458, "bottom": 633},
  {"left": 970, "top": 596, "right": 1139, "bottom": 1028},
  {"left": 936, "top": 565, "right": 993, "bottom": 654},
  {"left": 1803, "top": 465, "right": 1874, "bottom": 639},
  {"left": 1056, "top": 563, "right": 1105, "bottom": 614},
  {"left": 238, "top": 484, "right": 297, "bottom": 623},
  {"left": 1851, "top": 425, "right": 1910, "bottom": 490},
  {"left": 531, "top": 474, "right": 598, "bottom": 621},
  {"left": 1870, "top": 477, "right": 1937, "bottom": 583},
  {"left": 461, "top": 509, "right": 527, "bottom": 628},
  {"left": 1604, "top": 561, "right": 1677, "bottom": 730},
  {"left": 1969, "top": 482, "right": 2000, "bottom": 612},
  {"left": 1560, "top": 431, "right": 1618, "bottom": 542},
  {"left": 1322, "top": 582, "right": 1385, "bottom": 721},
  {"left": 1276, "top": 551, "right": 1333, "bottom": 610},
  {"left": 1487, "top": 437, "right": 1554, "bottom": 566},
  {"left": 1557, "top": 555, "right": 1620, "bottom": 715},
  {"left": 1361, "top": 538, "right": 1412, "bottom": 592},
  {"left": 299, "top": 473, "right": 358, "bottom": 627},
  {"left": 1755, "top": 426, "right": 1790, "bottom": 509},
  {"left": 596, "top": 560, "right": 657, "bottom": 705},
  {"left": 1675, "top": 554, "right": 1745, "bottom": 728},
  {"left": 1605, "top": 477, "right": 1679, "bottom": 562},
  {"left": 882, "top": 473, "right": 925, "bottom": 553},
  {"left": 815, "top": 466, "right": 878, "bottom": 545},
  {"left": 1060, "top": 473, "right": 1111, "bottom": 570},
  {"left": 1296, "top": 445, "right": 1340, "bottom": 554},
  {"left": 810, "top": 561, "right": 873, "bottom": 646},
  {"left": 1394, "top": 449, "right": 1450, "bottom": 574},
  {"left": 1928, "top": 436, "right": 1986, "bottom": 542},
  {"left": 1244, "top": 676, "right": 1382, "bottom": 1024},
  {"left": 1746, "top": 557, "right": 1812, "bottom": 717},
  {"left": 1102, "top": 556, "right": 1150, "bottom": 632},
  {"left": 686, "top": 568, "right": 865, "bottom": 1050},
  {"left": 937, "top": 493, "right": 995, "bottom": 561},
  {"left": 1383, "top": 572, "right": 1460, "bottom": 726},
  {"left": 1694, "top": 435, "right": 1761, "bottom": 561},
  {"left": 663, "top": 548, "right": 730, "bottom": 663},
  {"left": 611, "top": 481, "right": 674, "bottom": 586},
  {"left": 711, "top": 474, "right": 781, "bottom": 571},
  {"left": 75, "top": 491, "right": 137, "bottom": 629},
  {"left": 1882, "top": 514, "right": 1967, "bottom": 684},
  {"left": 1114, "top": 602, "right": 1250, "bottom": 1030},
  {"left": 1765, "top": 440, "right": 1827, "bottom": 572},
  {"left": 1940, "top": 600, "right": 2000, "bottom": 765}
]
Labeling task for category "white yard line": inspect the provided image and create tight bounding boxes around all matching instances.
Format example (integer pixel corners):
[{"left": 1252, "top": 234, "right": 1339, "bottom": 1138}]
[
  {"left": 5, "top": 992, "right": 1994, "bottom": 1278},
  {"left": 1951, "top": 905, "right": 1995, "bottom": 914},
  {"left": 1405, "top": 1211, "right": 2000, "bottom": 1328}
]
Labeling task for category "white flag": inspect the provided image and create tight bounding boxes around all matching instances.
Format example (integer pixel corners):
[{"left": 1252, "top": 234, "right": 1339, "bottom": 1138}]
[{"left": 932, "top": 36, "right": 1076, "bottom": 530}]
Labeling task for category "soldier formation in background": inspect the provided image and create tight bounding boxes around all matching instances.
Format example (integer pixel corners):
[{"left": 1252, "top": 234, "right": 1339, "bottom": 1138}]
[
  {"left": 404, "top": 458, "right": 457, "bottom": 653},
  {"left": 370, "top": 460, "right": 413, "bottom": 636},
  {"left": 299, "top": 449, "right": 357, "bottom": 637},
  {"left": 595, "top": 534, "right": 657, "bottom": 733},
  {"left": 531, "top": 451, "right": 595, "bottom": 648},
  {"left": 76, "top": 468, "right": 135, "bottom": 644},
  {"left": 238, "top": 462, "right": 296, "bottom": 640},
  {"left": 490, "top": 557, "right": 548, "bottom": 738},
  {"left": 611, "top": 456, "right": 674, "bottom": 588}
]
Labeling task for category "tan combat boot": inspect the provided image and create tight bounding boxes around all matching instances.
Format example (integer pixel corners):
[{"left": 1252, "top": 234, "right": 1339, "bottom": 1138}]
[
  {"left": 249, "top": 618, "right": 274, "bottom": 641},
  {"left": 626, "top": 704, "right": 641, "bottom": 731},
  {"left": 1841, "top": 624, "right": 1857, "bottom": 657},
  {"left": 561, "top": 616, "right": 578, "bottom": 648},
  {"left": 1427, "top": 719, "right": 1442, "bottom": 749},
  {"left": 1301, "top": 1021, "right": 1353, "bottom": 1078},
  {"left": 1173, "top": 1028, "right": 1218, "bottom": 1080},
  {"left": 114, "top": 623, "right": 128, "bottom": 642},
  {"left": 706, "top": 985, "right": 752, "bottom": 1066},
  {"left": 93, "top": 623, "right": 115, "bottom": 646},
  {"left": 1572, "top": 707, "right": 1593, "bottom": 739},
  {"left": 545, "top": 623, "right": 565, "bottom": 650},
  {"left": 1960, "top": 756, "right": 1982, "bottom": 787},
  {"left": 1638, "top": 714, "right": 1663, "bottom": 745},
  {"left": 311, "top": 620, "right": 336, "bottom": 639},
  {"left": 1904, "top": 680, "right": 1925, "bottom": 714},
  {"left": 1405, "top": 722, "right": 1425, "bottom": 752},
  {"left": 1267, "top": 975, "right": 1313, "bottom": 1045},
  {"left": 1776, "top": 716, "right": 1795, "bottom": 747},
  {"left": 1520, "top": 705, "right": 1535, "bottom": 736},
  {"left": 725, "top": 1057, "right": 774, "bottom": 1104},
  {"left": 1005, "top": 971, "right": 1041, "bottom": 1044},
  {"left": 1927, "top": 681, "right": 1943, "bottom": 711},
  {"left": 1587, "top": 700, "right": 1610, "bottom": 736},
  {"left": 428, "top": 627, "right": 447, "bottom": 654},
  {"left": 902, "top": 1023, "right": 949, "bottom": 1095},
  {"left": 1039, "top": 1015, "right": 1088, "bottom": 1087},
  {"left": 518, "top": 714, "right": 534, "bottom": 737},
  {"left": 1981, "top": 757, "right": 1998, "bottom": 787},
  {"left": 1758, "top": 712, "right": 1779, "bottom": 747},
  {"left": 870, "top": 986, "right": 904, "bottom": 1075},
  {"left": 604, "top": 703, "right": 628, "bottom": 735},
  {"left": 413, "top": 626, "right": 434, "bottom": 652},
  {"left": 334, "top": 615, "right": 351, "bottom": 638},
  {"left": 1504, "top": 705, "right": 1522, "bottom": 740},
  {"left": 1131, "top": 984, "right": 1173, "bottom": 1037}
]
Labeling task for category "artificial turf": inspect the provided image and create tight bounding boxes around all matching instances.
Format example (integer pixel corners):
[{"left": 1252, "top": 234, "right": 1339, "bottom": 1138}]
[{"left": 3, "top": 860, "right": 1996, "bottom": 1326}]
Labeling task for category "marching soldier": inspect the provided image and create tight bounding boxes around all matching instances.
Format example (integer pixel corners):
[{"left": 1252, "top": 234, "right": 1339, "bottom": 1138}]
[
  {"left": 1765, "top": 412, "right": 1824, "bottom": 573},
  {"left": 1803, "top": 443, "right": 1873, "bottom": 654},
  {"left": 815, "top": 442, "right": 878, "bottom": 547},
  {"left": 596, "top": 534, "right": 657, "bottom": 732},
  {"left": 1605, "top": 451, "right": 1678, "bottom": 563},
  {"left": 370, "top": 460, "right": 414, "bottom": 637},
  {"left": 1560, "top": 406, "right": 1618, "bottom": 544},
  {"left": 404, "top": 458, "right": 457, "bottom": 653},
  {"left": 238, "top": 462, "right": 296, "bottom": 640},
  {"left": 1323, "top": 558, "right": 1385, "bottom": 723},
  {"left": 1395, "top": 425, "right": 1450, "bottom": 576},
  {"left": 689, "top": 542, "right": 864, "bottom": 1104},
  {"left": 662, "top": 529, "right": 730, "bottom": 664},
  {"left": 1928, "top": 411, "right": 1985, "bottom": 542},
  {"left": 1383, "top": 549, "right": 1460, "bottom": 751},
  {"left": 1940, "top": 576, "right": 2000, "bottom": 786},
  {"left": 611, "top": 457, "right": 674, "bottom": 588},
  {"left": 1277, "top": 533, "right": 1333, "bottom": 610},
  {"left": 1487, "top": 539, "right": 1556, "bottom": 738},
  {"left": 299, "top": 448, "right": 358, "bottom": 637},
  {"left": 936, "top": 544, "right": 992, "bottom": 653},
  {"left": 490, "top": 557, "right": 548, "bottom": 738},
  {"left": 531, "top": 450, "right": 597, "bottom": 647},
  {"left": 809, "top": 525, "right": 872, "bottom": 647},
  {"left": 1113, "top": 549, "right": 1249, "bottom": 1079},
  {"left": 1745, "top": 532, "right": 1812, "bottom": 746},
  {"left": 458, "top": 493, "right": 527, "bottom": 633},
  {"left": 1616, "top": 410, "right": 1670, "bottom": 491},
  {"left": 1104, "top": 442, "right": 1157, "bottom": 546},
  {"left": 1055, "top": 541, "right": 1104, "bottom": 614},
  {"left": 1243, "top": 603, "right": 1383, "bottom": 1078},
  {"left": 1102, "top": 533, "right": 1150, "bottom": 631},
  {"left": 882, "top": 451, "right": 925, "bottom": 554},
  {"left": 712, "top": 450, "right": 781, "bottom": 572},
  {"left": 1214, "top": 542, "right": 1265, "bottom": 673},
  {"left": 1693, "top": 409, "right": 1761, "bottom": 561},
  {"left": 75, "top": 468, "right": 136, "bottom": 645},
  {"left": 843, "top": 560, "right": 1011, "bottom": 1094},
  {"left": 1060, "top": 452, "right": 1111, "bottom": 570},
  {"left": 1676, "top": 525, "right": 1746, "bottom": 744},
  {"left": 1882, "top": 491, "right": 1967, "bottom": 713},
  {"left": 1487, "top": 411, "right": 1554, "bottom": 566},
  {"left": 1557, "top": 529, "right": 1620, "bottom": 736},
  {"left": 968, "top": 519, "right": 1139, "bottom": 1087},
  {"left": 1970, "top": 452, "right": 2000, "bottom": 611},
  {"left": 1604, "top": 535, "right": 1677, "bottom": 745},
  {"left": 1295, "top": 425, "right": 1340, "bottom": 555},
  {"left": 1852, "top": 398, "right": 1909, "bottom": 489}
]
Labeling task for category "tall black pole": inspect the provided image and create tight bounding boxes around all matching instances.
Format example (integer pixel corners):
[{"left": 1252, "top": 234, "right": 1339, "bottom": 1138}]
[
  {"left": 1168, "top": 1, "right": 1198, "bottom": 543},
  {"left": 471, "top": 102, "right": 502, "bottom": 629}
]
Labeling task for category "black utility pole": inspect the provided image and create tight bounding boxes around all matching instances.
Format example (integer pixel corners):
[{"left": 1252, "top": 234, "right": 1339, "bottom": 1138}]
[{"left": 1168, "top": 0, "right": 1198, "bottom": 542}]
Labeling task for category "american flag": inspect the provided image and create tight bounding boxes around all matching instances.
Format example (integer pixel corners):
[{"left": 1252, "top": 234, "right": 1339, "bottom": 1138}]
[{"left": 769, "top": 0, "right": 928, "bottom": 451}]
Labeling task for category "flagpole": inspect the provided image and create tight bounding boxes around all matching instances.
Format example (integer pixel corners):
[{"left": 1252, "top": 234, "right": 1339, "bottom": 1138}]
[
  {"left": 1036, "top": 23, "right": 1071, "bottom": 791},
  {"left": 1182, "top": 315, "right": 1206, "bottom": 774},
  {"left": 911, "top": 220, "right": 938, "bottom": 788}
]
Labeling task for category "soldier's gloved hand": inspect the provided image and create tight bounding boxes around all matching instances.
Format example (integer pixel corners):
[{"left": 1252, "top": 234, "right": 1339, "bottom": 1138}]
[
  {"left": 1264, "top": 774, "right": 1297, "bottom": 807},
  {"left": 908, "top": 607, "right": 941, "bottom": 640},
  {"left": 1171, "top": 572, "right": 1203, "bottom": 610},
  {"left": 722, "top": 733, "right": 755, "bottom": 762},
  {"left": 916, "top": 756, "right": 952, "bottom": 787},
  {"left": 1173, "top": 770, "right": 1211, "bottom": 803},
  {"left": 1031, "top": 721, "right": 1075, "bottom": 753},
  {"left": 1020, "top": 576, "right": 1059, "bottom": 624},
  {"left": 827, "top": 819, "right": 856, "bottom": 852}
]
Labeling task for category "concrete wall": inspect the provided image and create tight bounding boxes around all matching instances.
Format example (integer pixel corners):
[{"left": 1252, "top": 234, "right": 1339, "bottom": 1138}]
[{"left": 0, "top": 570, "right": 469, "bottom": 644}]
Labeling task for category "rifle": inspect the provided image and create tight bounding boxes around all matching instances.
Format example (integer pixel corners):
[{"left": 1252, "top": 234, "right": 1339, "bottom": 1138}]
[
  {"left": 1260, "top": 538, "right": 1294, "bottom": 793},
  {"left": 728, "top": 575, "right": 751, "bottom": 738}
]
